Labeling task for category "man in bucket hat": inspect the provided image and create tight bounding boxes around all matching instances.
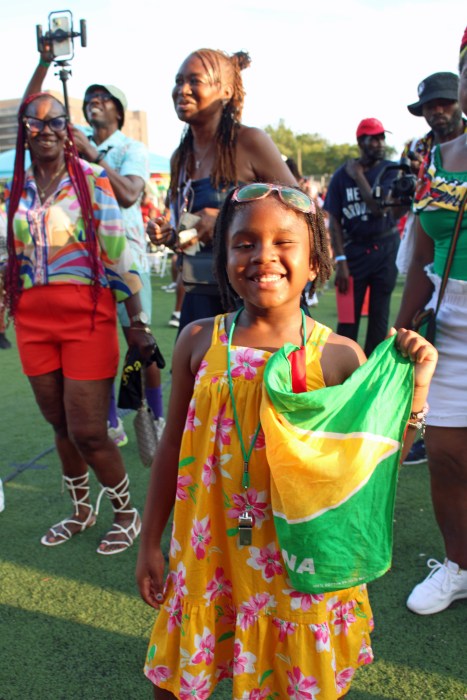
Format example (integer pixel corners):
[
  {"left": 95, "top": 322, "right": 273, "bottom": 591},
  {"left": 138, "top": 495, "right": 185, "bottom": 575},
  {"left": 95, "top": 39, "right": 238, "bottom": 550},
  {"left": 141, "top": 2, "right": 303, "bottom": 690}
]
[
  {"left": 323, "top": 118, "right": 408, "bottom": 356},
  {"left": 398, "top": 72, "right": 465, "bottom": 278},
  {"left": 73, "top": 83, "right": 165, "bottom": 449},
  {"left": 397, "top": 71, "right": 466, "bottom": 466},
  {"left": 408, "top": 71, "right": 461, "bottom": 118}
]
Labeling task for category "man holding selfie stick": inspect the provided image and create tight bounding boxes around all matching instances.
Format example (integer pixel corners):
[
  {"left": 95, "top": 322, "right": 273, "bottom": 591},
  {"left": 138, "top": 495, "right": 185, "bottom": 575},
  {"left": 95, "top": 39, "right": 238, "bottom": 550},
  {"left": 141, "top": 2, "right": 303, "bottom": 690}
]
[{"left": 26, "top": 48, "right": 165, "bottom": 449}]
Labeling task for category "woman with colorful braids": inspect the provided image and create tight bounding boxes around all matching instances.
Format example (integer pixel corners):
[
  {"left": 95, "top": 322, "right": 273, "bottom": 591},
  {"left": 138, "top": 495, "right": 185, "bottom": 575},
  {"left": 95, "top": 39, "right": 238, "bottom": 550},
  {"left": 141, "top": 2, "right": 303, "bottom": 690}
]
[
  {"left": 395, "top": 26, "right": 467, "bottom": 613},
  {"left": 147, "top": 48, "right": 297, "bottom": 331},
  {"left": 5, "top": 91, "right": 156, "bottom": 555}
]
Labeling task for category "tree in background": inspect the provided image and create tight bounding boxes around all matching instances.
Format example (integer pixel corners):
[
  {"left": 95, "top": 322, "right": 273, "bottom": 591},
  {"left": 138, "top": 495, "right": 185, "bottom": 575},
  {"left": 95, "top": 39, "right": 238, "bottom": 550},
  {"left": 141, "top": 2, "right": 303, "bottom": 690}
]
[{"left": 265, "top": 120, "right": 396, "bottom": 181}]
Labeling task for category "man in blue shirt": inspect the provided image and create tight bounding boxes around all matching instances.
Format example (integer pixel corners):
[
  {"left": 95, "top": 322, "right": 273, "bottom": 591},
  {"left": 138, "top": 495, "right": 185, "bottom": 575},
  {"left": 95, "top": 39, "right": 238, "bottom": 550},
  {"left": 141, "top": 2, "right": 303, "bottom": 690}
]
[
  {"left": 324, "top": 118, "right": 408, "bottom": 356},
  {"left": 72, "top": 84, "right": 165, "bottom": 447}
]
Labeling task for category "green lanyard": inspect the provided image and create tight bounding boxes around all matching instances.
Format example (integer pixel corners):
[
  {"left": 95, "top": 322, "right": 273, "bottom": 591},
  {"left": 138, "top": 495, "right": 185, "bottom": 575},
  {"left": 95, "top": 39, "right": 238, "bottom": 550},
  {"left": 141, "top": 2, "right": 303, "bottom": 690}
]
[{"left": 227, "top": 306, "right": 307, "bottom": 490}]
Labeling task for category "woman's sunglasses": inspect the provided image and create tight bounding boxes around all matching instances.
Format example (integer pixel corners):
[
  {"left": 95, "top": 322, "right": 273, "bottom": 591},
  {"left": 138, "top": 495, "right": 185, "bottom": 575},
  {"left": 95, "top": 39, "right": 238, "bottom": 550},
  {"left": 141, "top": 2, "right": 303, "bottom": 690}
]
[
  {"left": 23, "top": 116, "right": 68, "bottom": 135},
  {"left": 232, "top": 183, "right": 315, "bottom": 214}
]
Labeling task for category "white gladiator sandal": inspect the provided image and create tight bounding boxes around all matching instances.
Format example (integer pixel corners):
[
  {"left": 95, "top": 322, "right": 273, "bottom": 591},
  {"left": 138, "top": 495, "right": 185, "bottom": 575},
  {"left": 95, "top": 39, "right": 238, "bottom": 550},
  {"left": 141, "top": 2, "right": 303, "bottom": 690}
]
[
  {"left": 95, "top": 473, "right": 141, "bottom": 555},
  {"left": 41, "top": 473, "right": 96, "bottom": 546}
]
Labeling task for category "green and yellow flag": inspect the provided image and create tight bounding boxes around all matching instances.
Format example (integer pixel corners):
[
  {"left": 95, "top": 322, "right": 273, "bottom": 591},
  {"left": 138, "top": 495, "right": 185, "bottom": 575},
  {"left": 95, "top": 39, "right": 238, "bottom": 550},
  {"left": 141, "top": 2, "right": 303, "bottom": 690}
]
[{"left": 261, "top": 335, "right": 413, "bottom": 593}]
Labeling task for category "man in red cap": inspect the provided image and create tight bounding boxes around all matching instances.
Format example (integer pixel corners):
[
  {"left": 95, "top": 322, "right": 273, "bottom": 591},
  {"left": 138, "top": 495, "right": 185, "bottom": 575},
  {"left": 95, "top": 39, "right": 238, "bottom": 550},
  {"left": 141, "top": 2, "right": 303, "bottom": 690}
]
[{"left": 323, "top": 118, "right": 408, "bottom": 355}]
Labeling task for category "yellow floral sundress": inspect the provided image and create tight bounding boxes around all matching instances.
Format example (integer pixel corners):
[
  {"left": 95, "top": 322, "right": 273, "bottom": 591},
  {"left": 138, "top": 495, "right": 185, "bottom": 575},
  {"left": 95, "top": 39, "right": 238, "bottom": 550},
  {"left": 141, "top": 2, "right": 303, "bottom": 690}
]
[{"left": 144, "top": 315, "right": 374, "bottom": 699}]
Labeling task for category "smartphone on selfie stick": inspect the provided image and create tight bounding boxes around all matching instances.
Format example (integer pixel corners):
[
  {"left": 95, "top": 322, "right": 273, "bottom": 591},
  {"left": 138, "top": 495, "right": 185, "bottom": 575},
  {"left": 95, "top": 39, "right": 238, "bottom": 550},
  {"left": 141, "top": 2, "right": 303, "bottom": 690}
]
[{"left": 36, "top": 10, "right": 87, "bottom": 118}]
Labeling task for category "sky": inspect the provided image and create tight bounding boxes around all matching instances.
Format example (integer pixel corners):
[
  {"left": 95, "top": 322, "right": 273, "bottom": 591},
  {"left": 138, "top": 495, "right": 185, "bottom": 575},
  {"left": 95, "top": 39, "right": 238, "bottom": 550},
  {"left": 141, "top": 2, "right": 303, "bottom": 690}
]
[{"left": 2, "top": 1, "right": 465, "bottom": 169}]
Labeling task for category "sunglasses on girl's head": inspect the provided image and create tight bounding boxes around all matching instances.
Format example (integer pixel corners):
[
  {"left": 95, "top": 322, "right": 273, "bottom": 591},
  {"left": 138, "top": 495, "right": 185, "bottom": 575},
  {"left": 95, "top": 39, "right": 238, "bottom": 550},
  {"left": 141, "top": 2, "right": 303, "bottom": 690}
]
[
  {"left": 23, "top": 116, "right": 68, "bottom": 135},
  {"left": 232, "top": 183, "right": 315, "bottom": 214}
]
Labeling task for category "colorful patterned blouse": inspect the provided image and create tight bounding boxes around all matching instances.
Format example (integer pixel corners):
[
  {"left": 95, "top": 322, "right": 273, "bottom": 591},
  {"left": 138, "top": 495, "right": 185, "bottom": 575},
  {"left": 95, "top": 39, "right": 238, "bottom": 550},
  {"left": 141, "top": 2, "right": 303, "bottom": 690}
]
[{"left": 7, "top": 160, "right": 141, "bottom": 301}]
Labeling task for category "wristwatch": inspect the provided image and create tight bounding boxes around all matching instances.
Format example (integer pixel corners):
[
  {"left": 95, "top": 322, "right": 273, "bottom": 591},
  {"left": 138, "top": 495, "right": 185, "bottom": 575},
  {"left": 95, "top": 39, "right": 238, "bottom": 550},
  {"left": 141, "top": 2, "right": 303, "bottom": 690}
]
[{"left": 130, "top": 311, "right": 149, "bottom": 325}]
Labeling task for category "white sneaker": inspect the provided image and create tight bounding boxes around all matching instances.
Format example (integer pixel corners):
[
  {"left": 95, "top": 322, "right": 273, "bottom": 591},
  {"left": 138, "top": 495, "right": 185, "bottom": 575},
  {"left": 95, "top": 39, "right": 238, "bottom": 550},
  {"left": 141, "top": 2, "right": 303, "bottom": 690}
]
[
  {"left": 154, "top": 417, "right": 166, "bottom": 443},
  {"left": 107, "top": 417, "right": 128, "bottom": 448},
  {"left": 168, "top": 312, "right": 180, "bottom": 328},
  {"left": 406, "top": 558, "right": 467, "bottom": 615},
  {"left": 306, "top": 291, "right": 319, "bottom": 307}
]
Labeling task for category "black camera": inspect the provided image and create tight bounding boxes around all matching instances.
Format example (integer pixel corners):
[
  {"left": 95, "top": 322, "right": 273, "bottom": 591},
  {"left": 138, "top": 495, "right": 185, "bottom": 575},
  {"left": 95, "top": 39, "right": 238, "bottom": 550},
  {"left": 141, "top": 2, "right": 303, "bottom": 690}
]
[{"left": 372, "top": 157, "right": 417, "bottom": 207}]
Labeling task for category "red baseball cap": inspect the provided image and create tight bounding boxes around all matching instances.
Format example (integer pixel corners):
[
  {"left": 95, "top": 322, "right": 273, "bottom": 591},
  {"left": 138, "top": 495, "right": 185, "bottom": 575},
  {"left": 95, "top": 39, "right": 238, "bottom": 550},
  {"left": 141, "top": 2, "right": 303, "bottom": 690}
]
[{"left": 356, "top": 118, "right": 390, "bottom": 139}]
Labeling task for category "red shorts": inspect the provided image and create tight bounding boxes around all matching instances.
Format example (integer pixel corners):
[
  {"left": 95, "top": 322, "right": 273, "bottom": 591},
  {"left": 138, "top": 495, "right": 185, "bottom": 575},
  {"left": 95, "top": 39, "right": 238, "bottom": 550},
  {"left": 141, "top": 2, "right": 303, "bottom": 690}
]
[{"left": 15, "top": 285, "right": 119, "bottom": 380}]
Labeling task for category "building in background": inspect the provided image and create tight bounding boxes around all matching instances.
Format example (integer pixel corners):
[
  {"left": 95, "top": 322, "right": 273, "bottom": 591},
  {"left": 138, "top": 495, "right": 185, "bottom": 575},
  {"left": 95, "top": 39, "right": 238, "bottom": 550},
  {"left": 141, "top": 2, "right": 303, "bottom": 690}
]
[{"left": 0, "top": 90, "right": 148, "bottom": 152}]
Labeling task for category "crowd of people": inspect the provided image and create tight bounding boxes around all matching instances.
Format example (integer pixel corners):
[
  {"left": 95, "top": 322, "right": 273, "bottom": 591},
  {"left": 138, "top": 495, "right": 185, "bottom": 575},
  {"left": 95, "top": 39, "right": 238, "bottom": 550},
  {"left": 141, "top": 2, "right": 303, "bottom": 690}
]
[{"left": 1, "top": 23, "right": 466, "bottom": 700}]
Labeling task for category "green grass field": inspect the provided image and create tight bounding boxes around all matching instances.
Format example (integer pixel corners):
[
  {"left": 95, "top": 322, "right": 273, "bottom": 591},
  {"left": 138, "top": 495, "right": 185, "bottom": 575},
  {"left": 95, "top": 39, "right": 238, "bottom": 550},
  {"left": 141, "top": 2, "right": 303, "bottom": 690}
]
[{"left": 0, "top": 272, "right": 466, "bottom": 700}]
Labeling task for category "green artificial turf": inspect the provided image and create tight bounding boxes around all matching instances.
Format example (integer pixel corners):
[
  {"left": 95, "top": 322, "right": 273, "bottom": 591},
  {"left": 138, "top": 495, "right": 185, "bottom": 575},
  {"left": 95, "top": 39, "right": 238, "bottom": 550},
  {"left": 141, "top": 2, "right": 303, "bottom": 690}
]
[{"left": 0, "top": 272, "right": 466, "bottom": 699}]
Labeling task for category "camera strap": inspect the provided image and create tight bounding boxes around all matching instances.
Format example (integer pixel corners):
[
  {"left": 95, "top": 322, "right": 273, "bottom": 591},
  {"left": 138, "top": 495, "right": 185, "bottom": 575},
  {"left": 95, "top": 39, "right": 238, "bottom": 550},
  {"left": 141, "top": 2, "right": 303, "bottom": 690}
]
[{"left": 434, "top": 187, "right": 467, "bottom": 314}]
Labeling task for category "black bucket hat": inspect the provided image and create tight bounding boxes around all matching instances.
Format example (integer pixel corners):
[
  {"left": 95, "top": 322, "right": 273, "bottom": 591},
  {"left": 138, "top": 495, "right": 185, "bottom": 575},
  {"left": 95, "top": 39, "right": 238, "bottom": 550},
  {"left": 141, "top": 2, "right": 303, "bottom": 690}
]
[{"left": 407, "top": 72, "right": 459, "bottom": 116}]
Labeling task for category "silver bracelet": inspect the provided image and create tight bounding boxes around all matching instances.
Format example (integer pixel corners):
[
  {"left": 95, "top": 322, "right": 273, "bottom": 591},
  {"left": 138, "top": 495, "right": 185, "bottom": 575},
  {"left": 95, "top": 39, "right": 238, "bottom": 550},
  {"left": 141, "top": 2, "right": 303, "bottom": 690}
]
[{"left": 407, "top": 405, "right": 428, "bottom": 435}]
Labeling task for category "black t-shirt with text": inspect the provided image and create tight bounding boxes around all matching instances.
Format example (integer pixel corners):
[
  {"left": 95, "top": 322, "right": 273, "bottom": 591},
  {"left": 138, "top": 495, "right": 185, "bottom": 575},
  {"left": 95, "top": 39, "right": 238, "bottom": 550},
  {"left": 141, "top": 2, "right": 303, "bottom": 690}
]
[{"left": 324, "top": 159, "right": 398, "bottom": 241}]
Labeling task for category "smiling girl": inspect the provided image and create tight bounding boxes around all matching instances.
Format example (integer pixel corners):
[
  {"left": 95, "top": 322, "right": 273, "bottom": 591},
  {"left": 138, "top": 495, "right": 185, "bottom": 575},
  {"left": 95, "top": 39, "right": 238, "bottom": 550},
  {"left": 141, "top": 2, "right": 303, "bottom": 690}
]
[{"left": 137, "top": 184, "right": 437, "bottom": 699}]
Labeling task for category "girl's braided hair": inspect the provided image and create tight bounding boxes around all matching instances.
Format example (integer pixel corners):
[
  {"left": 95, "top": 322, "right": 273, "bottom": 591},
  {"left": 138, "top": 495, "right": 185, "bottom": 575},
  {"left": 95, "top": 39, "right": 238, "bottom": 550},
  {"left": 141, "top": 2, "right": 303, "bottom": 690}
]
[
  {"left": 170, "top": 48, "right": 251, "bottom": 201},
  {"left": 213, "top": 186, "right": 333, "bottom": 311},
  {"left": 6, "top": 92, "right": 101, "bottom": 318}
]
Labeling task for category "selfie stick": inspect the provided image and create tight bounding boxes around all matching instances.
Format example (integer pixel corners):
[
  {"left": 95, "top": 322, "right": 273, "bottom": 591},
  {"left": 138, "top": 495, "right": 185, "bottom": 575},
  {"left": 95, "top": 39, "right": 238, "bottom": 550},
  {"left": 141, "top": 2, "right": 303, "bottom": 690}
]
[{"left": 36, "top": 11, "right": 87, "bottom": 119}]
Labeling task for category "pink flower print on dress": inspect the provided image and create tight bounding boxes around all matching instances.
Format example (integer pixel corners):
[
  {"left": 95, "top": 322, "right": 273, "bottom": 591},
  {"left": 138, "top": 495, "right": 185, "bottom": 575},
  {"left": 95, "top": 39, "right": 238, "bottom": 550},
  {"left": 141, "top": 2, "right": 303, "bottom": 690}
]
[
  {"left": 335, "top": 667, "right": 355, "bottom": 693},
  {"left": 194, "top": 360, "right": 208, "bottom": 386},
  {"left": 283, "top": 584, "right": 324, "bottom": 611},
  {"left": 250, "top": 689, "right": 272, "bottom": 700},
  {"left": 329, "top": 599, "right": 357, "bottom": 636},
  {"left": 202, "top": 454, "right": 219, "bottom": 491},
  {"left": 252, "top": 427, "right": 265, "bottom": 450},
  {"left": 238, "top": 592, "right": 276, "bottom": 630},
  {"left": 230, "top": 347, "right": 265, "bottom": 380},
  {"left": 357, "top": 639, "right": 374, "bottom": 666},
  {"left": 219, "top": 328, "right": 228, "bottom": 344},
  {"left": 219, "top": 602, "right": 237, "bottom": 627},
  {"left": 185, "top": 398, "right": 202, "bottom": 432},
  {"left": 215, "top": 658, "right": 233, "bottom": 681},
  {"left": 286, "top": 666, "right": 320, "bottom": 699},
  {"left": 167, "top": 594, "right": 183, "bottom": 633},
  {"left": 203, "top": 567, "right": 233, "bottom": 603},
  {"left": 177, "top": 473, "right": 193, "bottom": 501},
  {"left": 169, "top": 561, "right": 188, "bottom": 598},
  {"left": 210, "top": 403, "right": 235, "bottom": 446},
  {"left": 169, "top": 521, "right": 181, "bottom": 558},
  {"left": 146, "top": 665, "right": 172, "bottom": 685},
  {"left": 179, "top": 670, "right": 211, "bottom": 700},
  {"left": 309, "top": 622, "right": 331, "bottom": 652},
  {"left": 272, "top": 617, "right": 297, "bottom": 642},
  {"left": 246, "top": 542, "right": 284, "bottom": 581},
  {"left": 232, "top": 639, "right": 256, "bottom": 674},
  {"left": 227, "top": 489, "right": 269, "bottom": 528},
  {"left": 191, "top": 515, "right": 212, "bottom": 559},
  {"left": 191, "top": 627, "right": 216, "bottom": 666}
]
